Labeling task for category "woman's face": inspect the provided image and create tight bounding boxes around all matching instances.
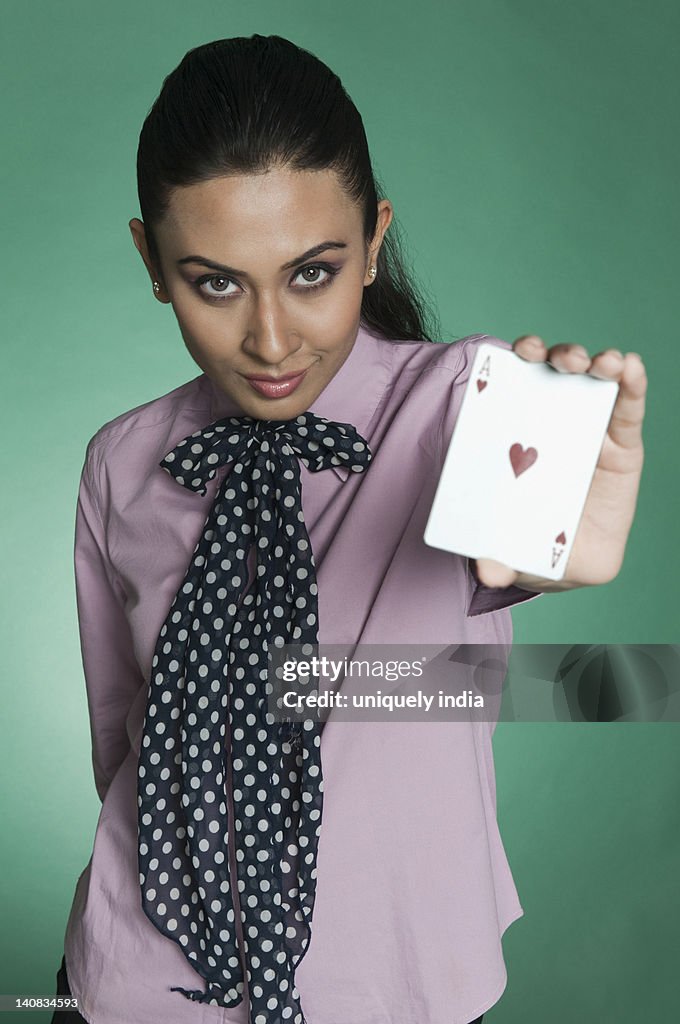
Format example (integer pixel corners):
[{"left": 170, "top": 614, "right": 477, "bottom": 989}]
[{"left": 130, "top": 165, "right": 393, "bottom": 419}]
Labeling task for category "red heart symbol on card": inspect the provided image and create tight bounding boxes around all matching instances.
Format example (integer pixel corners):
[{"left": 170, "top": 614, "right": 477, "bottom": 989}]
[
  {"left": 509, "top": 443, "right": 538, "bottom": 477},
  {"left": 555, "top": 531, "right": 566, "bottom": 544},
  {"left": 476, "top": 379, "right": 487, "bottom": 392}
]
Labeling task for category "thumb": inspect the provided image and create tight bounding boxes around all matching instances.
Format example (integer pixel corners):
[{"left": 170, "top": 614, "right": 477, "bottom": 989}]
[{"left": 473, "top": 557, "right": 519, "bottom": 589}]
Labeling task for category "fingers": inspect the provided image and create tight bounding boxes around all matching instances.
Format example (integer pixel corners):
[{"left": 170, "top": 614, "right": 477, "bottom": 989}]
[
  {"left": 586, "top": 348, "right": 624, "bottom": 379},
  {"left": 513, "top": 335, "right": 592, "bottom": 372},
  {"left": 605, "top": 352, "right": 648, "bottom": 450},
  {"left": 474, "top": 558, "right": 519, "bottom": 589},
  {"left": 512, "top": 336, "right": 647, "bottom": 389},
  {"left": 512, "top": 335, "right": 550, "bottom": 362},
  {"left": 513, "top": 335, "right": 600, "bottom": 372}
]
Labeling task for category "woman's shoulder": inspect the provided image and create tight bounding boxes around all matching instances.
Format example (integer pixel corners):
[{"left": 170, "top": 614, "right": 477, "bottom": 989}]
[
  {"left": 362, "top": 331, "right": 514, "bottom": 461},
  {"left": 84, "top": 374, "right": 209, "bottom": 456},
  {"left": 373, "top": 330, "right": 512, "bottom": 393}
]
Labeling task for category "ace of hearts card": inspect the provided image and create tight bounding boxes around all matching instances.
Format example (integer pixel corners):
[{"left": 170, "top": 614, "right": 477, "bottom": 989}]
[{"left": 423, "top": 342, "right": 619, "bottom": 580}]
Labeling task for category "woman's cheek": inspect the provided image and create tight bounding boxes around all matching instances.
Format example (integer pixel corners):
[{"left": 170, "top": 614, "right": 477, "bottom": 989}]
[
  {"left": 173, "top": 301, "right": 232, "bottom": 353},
  {"left": 177, "top": 323, "right": 219, "bottom": 371}
]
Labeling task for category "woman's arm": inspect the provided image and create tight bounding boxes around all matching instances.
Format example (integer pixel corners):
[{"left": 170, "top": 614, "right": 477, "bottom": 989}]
[{"left": 74, "top": 445, "right": 145, "bottom": 803}]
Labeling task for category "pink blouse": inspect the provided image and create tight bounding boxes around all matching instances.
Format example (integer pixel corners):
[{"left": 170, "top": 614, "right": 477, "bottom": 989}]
[{"left": 63, "top": 324, "right": 542, "bottom": 1024}]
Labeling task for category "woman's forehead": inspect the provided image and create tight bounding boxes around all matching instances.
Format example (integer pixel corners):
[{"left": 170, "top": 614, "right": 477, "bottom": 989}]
[{"left": 158, "top": 166, "right": 361, "bottom": 248}]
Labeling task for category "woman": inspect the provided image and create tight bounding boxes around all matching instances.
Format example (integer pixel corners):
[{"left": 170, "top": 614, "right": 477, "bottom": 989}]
[{"left": 52, "top": 34, "right": 646, "bottom": 1024}]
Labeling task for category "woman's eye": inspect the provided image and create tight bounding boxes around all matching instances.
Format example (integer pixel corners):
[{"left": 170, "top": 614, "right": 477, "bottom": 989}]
[
  {"left": 198, "top": 275, "right": 239, "bottom": 298},
  {"left": 292, "top": 264, "right": 337, "bottom": 289}
]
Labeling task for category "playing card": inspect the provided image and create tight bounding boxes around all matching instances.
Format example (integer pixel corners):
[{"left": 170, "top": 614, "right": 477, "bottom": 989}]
[{"left": 423, "top": 343, "right": 619, "bottom": 580}]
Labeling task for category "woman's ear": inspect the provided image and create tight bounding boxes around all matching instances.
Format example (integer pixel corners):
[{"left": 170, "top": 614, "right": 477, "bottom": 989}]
[
  {"left": 364, "top": 199, "right": 394, "bottom": 284},
  {"left": 129, "top": 218, "right": 170, "bottom": 303}
]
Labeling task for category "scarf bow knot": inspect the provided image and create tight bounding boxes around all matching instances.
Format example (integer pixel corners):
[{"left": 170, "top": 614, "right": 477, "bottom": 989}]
[{"left": 162, "top": 412, "right": 369, "bottom": 494}]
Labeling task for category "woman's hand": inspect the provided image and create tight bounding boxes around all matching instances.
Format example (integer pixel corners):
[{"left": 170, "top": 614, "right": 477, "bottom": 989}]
[{"left": 473, "top": 335, "right": 648, "bottom": 593}]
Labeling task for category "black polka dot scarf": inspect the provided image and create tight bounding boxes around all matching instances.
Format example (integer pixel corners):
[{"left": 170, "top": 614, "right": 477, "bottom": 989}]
[{"left": 137, "top": 412, "right": 372, "bottom": 1024}]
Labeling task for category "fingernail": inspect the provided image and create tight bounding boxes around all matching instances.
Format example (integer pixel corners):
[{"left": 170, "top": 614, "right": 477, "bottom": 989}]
[
  {"left": 572, "top": 346, "right": 589, "bottom": 358},
  {"left": 609, "top": 349, "right": 623, "bottom": 358}
]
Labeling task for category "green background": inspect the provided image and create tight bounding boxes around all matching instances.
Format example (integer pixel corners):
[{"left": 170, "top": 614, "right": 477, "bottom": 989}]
[{"left": 1, "top": 0, "right": 678, "bottom": 1020}]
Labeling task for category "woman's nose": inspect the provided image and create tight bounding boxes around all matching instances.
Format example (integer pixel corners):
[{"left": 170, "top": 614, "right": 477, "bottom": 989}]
[{"left": 241, "top": 296, "right": 303, "bottom": 366}]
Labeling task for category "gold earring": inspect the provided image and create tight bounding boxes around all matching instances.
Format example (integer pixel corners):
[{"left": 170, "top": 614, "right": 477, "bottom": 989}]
[
  {"left": 153, "top": 280, "right": 161, "bottom": 295},
  {"left": 368, "top": 265, "right": 377, "bottom": 279}
]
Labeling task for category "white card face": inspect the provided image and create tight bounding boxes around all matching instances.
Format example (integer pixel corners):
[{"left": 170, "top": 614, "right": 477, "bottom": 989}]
[{"left": 424, "top": 343, "right": 619, "bottom": 580}]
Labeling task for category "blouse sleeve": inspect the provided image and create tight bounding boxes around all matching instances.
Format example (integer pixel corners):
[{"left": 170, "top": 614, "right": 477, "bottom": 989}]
[
  {"left": 438, "top": 333, "right": 546, "bottom": 618},
  {"left": 74, "top": 440, "right": 145, "bottom": 803}
]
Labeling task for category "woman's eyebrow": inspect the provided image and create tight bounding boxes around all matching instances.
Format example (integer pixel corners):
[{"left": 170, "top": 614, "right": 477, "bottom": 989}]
[{"left": 177, "top": 241, "right": 348, "bottom": 277}]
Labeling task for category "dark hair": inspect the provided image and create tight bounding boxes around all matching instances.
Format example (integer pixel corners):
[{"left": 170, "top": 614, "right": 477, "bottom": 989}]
[{"left": 136, "top": 35, "right": 440, "bottom": 343}]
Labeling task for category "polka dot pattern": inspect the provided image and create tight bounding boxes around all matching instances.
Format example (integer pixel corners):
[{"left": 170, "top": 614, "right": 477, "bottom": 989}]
[{"left": 137, "top": 412, "right": 371, "bottom": 1023}]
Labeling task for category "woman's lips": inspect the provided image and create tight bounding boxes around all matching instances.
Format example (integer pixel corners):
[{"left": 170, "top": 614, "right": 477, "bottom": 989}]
[{"left": 245, "top": 370, "right": 308, "bottom": 399}]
